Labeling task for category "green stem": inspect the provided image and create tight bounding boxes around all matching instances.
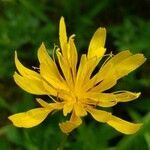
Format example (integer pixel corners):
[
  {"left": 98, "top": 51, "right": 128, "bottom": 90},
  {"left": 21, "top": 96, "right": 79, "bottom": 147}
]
[{"left": 57, "top": 134, "right": 69, "bottom": 150}]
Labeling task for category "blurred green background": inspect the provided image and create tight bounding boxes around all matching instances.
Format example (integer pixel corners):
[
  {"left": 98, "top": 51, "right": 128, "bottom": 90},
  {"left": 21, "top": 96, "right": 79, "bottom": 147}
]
[{"left": 0, "top": 0, "right": 150, "bottom": 149}]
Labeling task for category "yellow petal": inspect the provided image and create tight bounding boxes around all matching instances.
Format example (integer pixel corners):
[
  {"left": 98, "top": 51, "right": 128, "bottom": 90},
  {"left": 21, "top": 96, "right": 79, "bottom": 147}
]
[
  {"left": 49, "top": 102, "right": 64, "bottom": 110},
  {"left": 63, "top": 102, "right": 74, "bottom": 116},
  {"left": 36, "top": 98, "right": 49, "bottom": 107},
  {"left": 99, "top": 51, "right": 146, "bottom": 81},
  {"left": 56, "top": 50, "right": 73, "bottom": 86},
  {"left": 75, "top": 54, "right": 87, "bottom": 87},
  {"left": 41, "top": 79, "right": 57, "bottom": 96},
  {"left": 89, "top": 51, "right": 146, "bottom": 92},
  {"left": 59, "top": 112, "right": 82, "bottom": 134},
  {"left": 115, "top": 54, "right": 146, "bottom": 79},
  {"left": 8, "top": 108, "right": 52, "bottom": 128},
  {"left": 85, "top": 93, "right": 117, "bottom": 107},
  {"left": 107, "top": 116, "right": 142, "bottom": 134},
  {"left": 14, "top": 72, "right": 48, "bottom": 95},
  {"left": 83, "top": 56, "right": 116, "bottom": 92},
  {"left": 82, "top": 57, "right": 98, "bottom": 83},
  {"left": 90, "top": 77, "right": 117, "bottom": 93},
  {"left": 87, "top": 107, "right": 142, "bottom": 134},
  {"left": 86, "top": 91, "right": 140, "bottom": 107},
  {"left": 82, "top": 74, "right": 98, "bottom": 92},
  {"left": 37, "top": 43, "right": 51, "bottom": 64},
  {"left": 38, "top": 43, "right": 64, "bottom": 82},
  {"left": 84, "top": 98, "right": 116, "bottom": 107},
  {"left": 40, "top": 63, "right": 68, "bottom": 91},
  {"left": 114, "top": 91, "right": 141, "bottom": 102},
  {"left": 15, "top": 51, "right": 40, "bottom": 79},
  {"left": 36, "top": 99, "right": 64, "bottom": 110},
  {"left": 68, "top": 36, "right": 78, "bottom": 79},
  {"left": 88, "top": 28, "right": 106, "bottom": 59},
  {"left": 75, "top": 55, "right": 98, "bottom": 91},
  {"left": 74, "top": 103, "right": 87, "bottom": 117},
  {"left": 59, "top": 17, "right": 68, "bottom": 57},
  {"left": 87, "top": 107, "right": 112, "bottom": 122},
  {"left": 97, "top": 101, "right": 117, "bottom": 107},
  {"left": 101, "top": 50, "right": 132, "bottom": 72},
  {"left": 92, "top": 50, "right": 132, "bottom": 85}
]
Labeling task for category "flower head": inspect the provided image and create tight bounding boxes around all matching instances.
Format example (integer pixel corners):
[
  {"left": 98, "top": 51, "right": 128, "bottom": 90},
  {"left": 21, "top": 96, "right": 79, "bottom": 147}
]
[{"left": 8, "top": 17, "right": 146, "bottom": 134}]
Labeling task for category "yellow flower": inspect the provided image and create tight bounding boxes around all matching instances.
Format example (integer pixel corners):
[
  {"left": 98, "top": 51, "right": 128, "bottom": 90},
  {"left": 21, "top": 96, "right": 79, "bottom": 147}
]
[{"left": 8, "top": 17, "right": 146, "bottom": 135}]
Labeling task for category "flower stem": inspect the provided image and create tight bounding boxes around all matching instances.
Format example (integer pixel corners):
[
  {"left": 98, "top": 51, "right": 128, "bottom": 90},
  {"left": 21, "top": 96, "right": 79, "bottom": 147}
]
[{"left": 57, "top": 134, "right": 69, "bottom": 150}]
